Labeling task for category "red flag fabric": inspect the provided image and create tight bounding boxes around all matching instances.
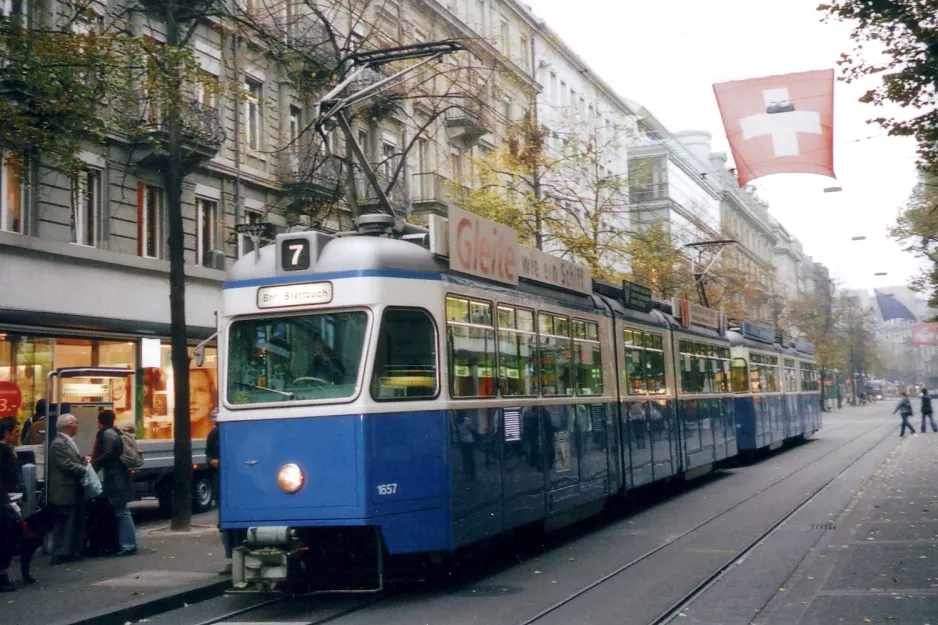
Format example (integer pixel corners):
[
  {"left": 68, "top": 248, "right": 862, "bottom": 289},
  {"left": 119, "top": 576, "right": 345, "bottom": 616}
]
[{"left": 713, "top": 70, "right": 835, "bottom": 187}]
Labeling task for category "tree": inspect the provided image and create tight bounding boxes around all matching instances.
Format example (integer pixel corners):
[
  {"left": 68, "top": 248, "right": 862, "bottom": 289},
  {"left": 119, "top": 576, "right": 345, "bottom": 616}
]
[
  {"left": 468, "top": 111, "right": 635, "bottom": 279},
  {"left": 463, "top": 111, "right": 558, "bottom": 249},
  {"left": 890, "top": 176, "right": 938, "bottom": 308},
  {"left": 819, "top": 1, "right": 938, "bottom": 174},
  {"left": 790, "top": 289, "right": 844, "bottom": 410},
  {"left": 622, "top": 222, "right": 694, "bottom": 299}
]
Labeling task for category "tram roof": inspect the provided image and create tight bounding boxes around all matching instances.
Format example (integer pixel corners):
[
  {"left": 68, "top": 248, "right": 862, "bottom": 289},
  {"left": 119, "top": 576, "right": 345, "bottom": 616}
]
[
  {"left": 227, "top": 233, "right": 446, "bottom": 284},
  {"left": 227, "top": 233, "right": 603, "bottom": 313}
]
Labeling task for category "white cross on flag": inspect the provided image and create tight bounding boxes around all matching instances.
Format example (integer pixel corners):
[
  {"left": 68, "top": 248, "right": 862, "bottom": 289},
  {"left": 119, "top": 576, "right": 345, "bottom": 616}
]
[{"left": 713, "top": 70, "right": 835, "bottom": 187}]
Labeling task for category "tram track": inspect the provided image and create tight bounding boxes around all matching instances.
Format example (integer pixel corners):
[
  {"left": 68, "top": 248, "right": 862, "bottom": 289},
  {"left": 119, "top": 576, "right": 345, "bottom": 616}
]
[
  {"left": 515, "top": 416, "right": 897, "bottom": 625},
  {"left": 161, "top": 414, "right": 892, "bottom": 625}
]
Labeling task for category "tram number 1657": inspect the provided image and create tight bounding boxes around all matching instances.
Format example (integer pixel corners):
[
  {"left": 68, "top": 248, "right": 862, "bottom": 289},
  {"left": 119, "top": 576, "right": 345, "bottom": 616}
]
[{"left": 376, "top": 483, "right": 398, "bottom": 496}]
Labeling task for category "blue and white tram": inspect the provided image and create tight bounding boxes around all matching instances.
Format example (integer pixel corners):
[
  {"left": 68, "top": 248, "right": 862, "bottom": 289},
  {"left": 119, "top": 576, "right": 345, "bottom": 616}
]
[
  {"left": 727, "top": 323, "right": 822, "bottom": 452},
  {"left": 216, "top": 220, "right": 811, "bottom": 592}
]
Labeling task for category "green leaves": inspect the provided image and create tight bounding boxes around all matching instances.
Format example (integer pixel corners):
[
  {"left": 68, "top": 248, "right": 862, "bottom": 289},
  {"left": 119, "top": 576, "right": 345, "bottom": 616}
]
[{"left": 819, "top": 0, "right": 938, "bottom": 174}]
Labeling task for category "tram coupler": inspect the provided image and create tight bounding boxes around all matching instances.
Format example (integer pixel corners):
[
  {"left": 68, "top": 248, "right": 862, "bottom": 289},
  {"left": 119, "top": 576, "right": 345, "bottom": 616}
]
[{"left": 230, "top": 526, "right": 302, "bottom": 593}]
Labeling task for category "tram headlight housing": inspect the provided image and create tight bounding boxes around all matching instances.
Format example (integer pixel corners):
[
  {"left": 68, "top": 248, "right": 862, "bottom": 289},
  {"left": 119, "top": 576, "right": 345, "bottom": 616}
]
[{"left": 277, "top": 463, "right": 304, "bottom": 494}]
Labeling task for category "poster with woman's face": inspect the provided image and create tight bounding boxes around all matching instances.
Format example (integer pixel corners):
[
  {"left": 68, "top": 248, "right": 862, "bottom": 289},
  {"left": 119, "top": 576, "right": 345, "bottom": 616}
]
[{"left": 189, "top": 367, "right": 218, "bottom": 440}]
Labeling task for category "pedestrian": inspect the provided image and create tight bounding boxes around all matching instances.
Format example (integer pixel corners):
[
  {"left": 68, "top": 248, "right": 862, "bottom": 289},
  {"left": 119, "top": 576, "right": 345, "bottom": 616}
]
[
  {"left": 91, "top": 410, "right": 137, "bottom": 556},
  {"left": 0, "top": 419, "right": 21, "bottom": 498},
  {"left": 920, "top": 388, "right": 937, "bottom": 433},
  {"left": 48, "top": 413, "right": 91, "bottom": 564},
  {"left": 206, "top": 410, "right": 241, "bottom": 574},
  {"left": 20, "top": 399, "right": 46, "bottom": 445},
  {"left": 894, "top": 391, "right": 917, "bottom": 438},
  {"left": 0, "top": 418, "right": 23, "bottom": 592}
]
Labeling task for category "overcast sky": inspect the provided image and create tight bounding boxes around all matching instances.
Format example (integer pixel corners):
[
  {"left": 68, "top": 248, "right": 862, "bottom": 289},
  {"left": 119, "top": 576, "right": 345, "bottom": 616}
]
[{"left": 524, "top": 0, "right": 924, "bottom": 293}]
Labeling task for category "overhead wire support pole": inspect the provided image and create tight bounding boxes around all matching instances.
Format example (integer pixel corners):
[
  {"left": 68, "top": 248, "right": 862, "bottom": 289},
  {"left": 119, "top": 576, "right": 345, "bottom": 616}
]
[
  {"left": 683, "top": 239, "right": 738, "bottom": 309},
  {"left": 309, "top": 40, "right": 466, "bottom": 224}
]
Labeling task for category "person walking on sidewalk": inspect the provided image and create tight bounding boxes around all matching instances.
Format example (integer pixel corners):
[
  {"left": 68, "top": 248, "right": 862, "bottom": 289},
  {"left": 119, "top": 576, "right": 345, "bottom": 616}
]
[
  {"left": 894, "top": 391, "right": 917, "bottom": 438},
  {"left": 92, "top": 410, "right": 137, "bottom": 556},
  {"left": 48, "top": 414, "right": 90, "bottom": 564},
  {"left": 920, "top": 388, "right": 937, "bottom": 433},
  {"left": 0, "top": 419, "right": 23, "bottom": 592}
]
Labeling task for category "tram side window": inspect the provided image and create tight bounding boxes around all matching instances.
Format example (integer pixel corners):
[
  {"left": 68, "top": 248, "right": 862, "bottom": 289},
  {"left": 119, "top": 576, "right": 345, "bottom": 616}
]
[
  {"left": 783, "top": 358, "right": 798, "bottom": 393},
  {"left": 763, "top": 356, "right": 780, "bottom": 392},
  {"left": 539, "top": 312, "right": 573, "bottom": 396},
  {"left": 624, "top": 329, "right": 646, "bottom": 395},
  {"left": 446, "top": 296, "right": 496, "bottom": 398},
  {"left": 730, "top": 358, "right": 749, "bottom": 393},
  {"left": 646, "top": 333, "right": 666, "bottom": 394},
  {"left": 699, "top": 343, "right": 717, "bottom": 393},
  {"left": 749, "top": 353, "right": 763, "bottom": 393},
  {"left": 371, "top": 308, "right": 438, "bottom": 401},
  {"left": 572, "top": 319, "right": 602, "bottom": 396},
  {"left": 714, "top": 347, "right": 731, "bottom": 393},
  {"left": 497, "top": 305, "right": 538, "bottom": 396},
  {"left": 679, "top": 340, "right": 703, "bottom": 393}
]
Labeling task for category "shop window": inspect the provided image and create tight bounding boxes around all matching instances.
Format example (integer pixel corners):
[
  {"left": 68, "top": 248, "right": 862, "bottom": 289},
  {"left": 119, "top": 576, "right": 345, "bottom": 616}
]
[
  {"left": 572, "top": 319, "right": 602, "bottom": 395},
  {"left": 446, "top": 296, "right": 496, "bottom": 398},
  {"left": 143, "top": 344, "right": 218, "bottom": 441},
  {"left": 497, "top": 305, "right": 538, "bottom": 396},
  {"left": 371, "top": 308, "right": 438, "bottom": 400},
  {"left": 0, "top": 335, "right": 53, "bottom": 426},
  {"left": 539, "top": 312, "right": 572, "bottom": 396}
]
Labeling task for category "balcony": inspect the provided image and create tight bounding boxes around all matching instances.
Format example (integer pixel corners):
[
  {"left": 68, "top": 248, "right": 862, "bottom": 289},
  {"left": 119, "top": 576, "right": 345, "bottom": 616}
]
[
  {"left": 133, "top": 100, "right": 224, "bottom": 168},
  {"left": 411, "top": 172, "right": 468, "bottom": 217},
  {"left": 355, "top": 170, "right": 408, "bottom": 214},
  {"left": 629, "top": 182, "right": 669, "bottom": 204},
  {"left": 444, "top": 96, "right": 491, "bottom": 150},
  {"left": 279, "top": 149, "right": 344, "bottom": 211}
]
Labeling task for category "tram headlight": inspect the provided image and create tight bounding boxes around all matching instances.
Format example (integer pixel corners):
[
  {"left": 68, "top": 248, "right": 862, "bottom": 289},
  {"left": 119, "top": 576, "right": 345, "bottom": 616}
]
[{"left": 277, "top": 463, "right": 304, "bottom": 494}]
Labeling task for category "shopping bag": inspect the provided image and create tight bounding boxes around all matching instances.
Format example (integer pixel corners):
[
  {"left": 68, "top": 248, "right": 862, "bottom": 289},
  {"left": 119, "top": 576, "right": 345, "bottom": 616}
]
[{"left": 82, "top": 463, "right": 103, "bottom": 500}]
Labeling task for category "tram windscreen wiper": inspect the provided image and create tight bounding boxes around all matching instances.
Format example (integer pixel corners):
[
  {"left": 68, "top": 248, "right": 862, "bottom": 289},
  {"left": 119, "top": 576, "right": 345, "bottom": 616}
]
[{"left": 233, "top": 381, "right": 295, "bottom": 400}]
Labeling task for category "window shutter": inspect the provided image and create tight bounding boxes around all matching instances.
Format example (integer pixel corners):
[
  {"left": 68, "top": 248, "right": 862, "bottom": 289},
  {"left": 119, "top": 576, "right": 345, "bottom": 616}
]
[{"left": 136, "top": 182, "right": 144, "bottom": 256}]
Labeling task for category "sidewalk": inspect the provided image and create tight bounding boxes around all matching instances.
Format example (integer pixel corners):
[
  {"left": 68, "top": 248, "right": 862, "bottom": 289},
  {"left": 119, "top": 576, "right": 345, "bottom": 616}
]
[
  {"left": 2, "top": 505, "right": 230, "bottom": 625},
  {"left": 756, "top": 432, "right": 938, "bottom": 624}
]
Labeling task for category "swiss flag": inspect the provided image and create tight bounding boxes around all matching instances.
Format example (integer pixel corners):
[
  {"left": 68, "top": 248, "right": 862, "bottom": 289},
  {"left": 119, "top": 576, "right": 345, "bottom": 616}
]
[{"left": 713, "top": 70, "right": 835, "bottom": 187}]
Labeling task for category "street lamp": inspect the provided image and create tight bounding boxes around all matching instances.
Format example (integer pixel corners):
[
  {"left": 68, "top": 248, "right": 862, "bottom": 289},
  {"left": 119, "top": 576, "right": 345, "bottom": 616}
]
[
  {"left": 823, "top": 186, "right": 843, "bottom": 193},
  {"left": 875, "top": 272, "right": 888, "bottom": 276},
  {"left": 851, "top": 235, "right": 867, "bottom": 241}
]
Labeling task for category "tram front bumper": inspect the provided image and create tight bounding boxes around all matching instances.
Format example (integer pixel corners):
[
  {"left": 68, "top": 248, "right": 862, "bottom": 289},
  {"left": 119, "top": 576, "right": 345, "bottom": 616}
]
[{"left": 231, "top": 526, "right": 300, "bottom": 593}]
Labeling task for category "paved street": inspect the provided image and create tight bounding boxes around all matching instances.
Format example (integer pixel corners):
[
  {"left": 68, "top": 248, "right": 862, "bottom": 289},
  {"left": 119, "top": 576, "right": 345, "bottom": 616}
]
[{"left": 132, "top": 405, "right": 918, "bottom": 625}]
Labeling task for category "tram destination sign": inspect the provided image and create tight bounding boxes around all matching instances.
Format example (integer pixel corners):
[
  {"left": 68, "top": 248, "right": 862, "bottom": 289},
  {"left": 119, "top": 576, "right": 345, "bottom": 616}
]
[
  {"left": 438, "top": 208, "right": 592, "bottom": 295},
  {"left": 257, "top": 281, "right": 333, "bottom": 309},
  {"left": 621, "top": 280, "right": 653, "bottom": 313}
]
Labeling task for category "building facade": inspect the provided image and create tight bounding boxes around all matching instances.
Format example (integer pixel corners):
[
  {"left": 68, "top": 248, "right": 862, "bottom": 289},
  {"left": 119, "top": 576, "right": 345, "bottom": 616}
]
[
  {"left": 531, "top": 21, "right": 635, "bottom": 272},
  {"left": 0, "top": 0, "right": 540, "bottom": 428},
  {"left": 627, "top": 114, "right": 722, "bottom": 247}
]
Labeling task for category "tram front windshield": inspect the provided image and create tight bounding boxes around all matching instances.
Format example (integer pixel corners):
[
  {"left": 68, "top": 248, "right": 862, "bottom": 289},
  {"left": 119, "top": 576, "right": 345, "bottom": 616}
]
[{"left": 227, "top": 311, "right": 368, "bottom": 404}]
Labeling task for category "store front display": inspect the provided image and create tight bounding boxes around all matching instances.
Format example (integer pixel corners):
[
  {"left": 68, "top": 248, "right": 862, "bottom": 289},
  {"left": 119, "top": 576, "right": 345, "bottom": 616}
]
[{"left": 0, "top": 333, "right": 217, "bottom": 441}]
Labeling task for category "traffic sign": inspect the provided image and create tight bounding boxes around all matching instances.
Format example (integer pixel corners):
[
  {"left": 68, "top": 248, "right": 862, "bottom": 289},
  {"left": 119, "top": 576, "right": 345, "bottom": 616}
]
[
  {"left": 235, "top": 222, "right": 274, "bottom": 238},
  {"left": 0, "top": 381, "right": 22, "bottom": 417}
]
